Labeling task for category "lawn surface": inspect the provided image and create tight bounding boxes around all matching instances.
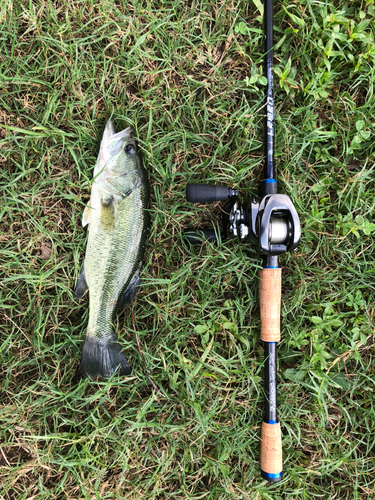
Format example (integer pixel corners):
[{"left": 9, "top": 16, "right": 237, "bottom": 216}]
[{"left": 1, "top": 0, "right": 375, "bottom": 498}]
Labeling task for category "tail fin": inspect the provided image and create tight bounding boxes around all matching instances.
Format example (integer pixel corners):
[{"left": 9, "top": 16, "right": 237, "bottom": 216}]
[{"left": 81, "top": 333, "right": 131, "bottom": 378}]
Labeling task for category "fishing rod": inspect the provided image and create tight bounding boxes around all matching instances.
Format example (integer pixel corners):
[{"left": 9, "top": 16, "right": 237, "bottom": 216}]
[{"left": 184, "top": 0, "right": 301, "bottom": 482}]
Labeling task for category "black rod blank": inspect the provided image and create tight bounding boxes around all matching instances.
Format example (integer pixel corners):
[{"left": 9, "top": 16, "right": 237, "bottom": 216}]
[
  {"left": 263, "top": 342, "right": 277, "bottom": 423},
  {"left": 264, "top": 0, "right": 275, "bottom": 181}
]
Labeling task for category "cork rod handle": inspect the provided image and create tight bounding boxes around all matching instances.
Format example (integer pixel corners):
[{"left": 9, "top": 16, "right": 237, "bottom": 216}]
[
  {"left": 259, "top": 267, "right": 283, "bottom": 480},
  {"left": 260, "top": 422, "right": 282, "bottom": 475},
  {"left": 259, "top": 268, "right": 282, "bottom": 342}
]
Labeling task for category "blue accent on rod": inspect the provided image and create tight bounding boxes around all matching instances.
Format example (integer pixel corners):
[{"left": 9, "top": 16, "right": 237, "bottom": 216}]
[
  {"left": 263, "top": 255, "right": 278, "bottom": 268},
  {"left": 263, "top": 178, "right": 277, "bottom": 183},
  {"left": 261, "top": 471, "right": 283, "bottom": 480},
  {"left": 265, "top": 420, "right": 278, "bottom": 424}
]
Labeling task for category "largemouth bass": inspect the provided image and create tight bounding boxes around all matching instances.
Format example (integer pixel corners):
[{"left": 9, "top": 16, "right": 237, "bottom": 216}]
[{"left": 76, "top": 120, "right": 150, "bottom": 378}]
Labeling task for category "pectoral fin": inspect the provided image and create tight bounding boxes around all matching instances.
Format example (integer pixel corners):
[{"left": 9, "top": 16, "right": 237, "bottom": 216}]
[
  {"left": 75, "top": 262, "right": 89, "bottom": 299},
  {"left": 82, "top": 197, "right": 92, "bottom": 228},
  {"left": 100, "top": 195, "right": 115, "bottom": 231}
]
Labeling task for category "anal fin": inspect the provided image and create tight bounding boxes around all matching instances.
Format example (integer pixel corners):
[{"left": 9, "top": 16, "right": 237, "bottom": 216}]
[{"left": 75, "top": 262, "right": 89, "bottom": 299}]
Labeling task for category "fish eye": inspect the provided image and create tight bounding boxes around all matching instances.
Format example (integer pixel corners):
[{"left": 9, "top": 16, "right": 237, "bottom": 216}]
[{"left": 125, "top": 144, "right": 135, "bottom": 155}]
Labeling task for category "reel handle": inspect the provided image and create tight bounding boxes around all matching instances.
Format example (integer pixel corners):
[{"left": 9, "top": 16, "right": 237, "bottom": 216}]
[
  {"left": 186, "top": 184, "right": 237, "bottom": 203},
  {"left": 184, "top": 229, "right": 219, "bottom": 245}
]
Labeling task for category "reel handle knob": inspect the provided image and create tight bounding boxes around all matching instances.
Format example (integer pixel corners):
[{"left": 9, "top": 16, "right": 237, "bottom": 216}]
[
  {"left": 184, "top": 228, "right": 218, "bottom": 245},
  {"left": 186, "top": 184, "right": 237, "bottom": 203}
]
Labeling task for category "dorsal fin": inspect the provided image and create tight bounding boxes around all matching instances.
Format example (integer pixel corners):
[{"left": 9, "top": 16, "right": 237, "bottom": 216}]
[{"left": 116, "top": 263, "right": 142, "bottom": 310}]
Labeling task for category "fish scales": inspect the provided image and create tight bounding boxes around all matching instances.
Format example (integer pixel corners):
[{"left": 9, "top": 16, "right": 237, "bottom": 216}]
[{"left": 86, "top": 185, "right": 146, "bottom": 339}]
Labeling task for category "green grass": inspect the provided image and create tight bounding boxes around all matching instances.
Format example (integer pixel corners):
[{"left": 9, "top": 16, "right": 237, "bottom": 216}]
[{"left": 1, "top": 0, "right": 375, "bottom": 498}]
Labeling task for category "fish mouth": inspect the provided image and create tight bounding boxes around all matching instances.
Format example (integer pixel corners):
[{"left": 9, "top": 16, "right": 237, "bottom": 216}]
[
  {"left": 103, "top": 119, "right": 115, "bottom": 139},
  {"left": 103, "top": 120, "right": 133, "bottom": 140},
  {"left": 111, "top": 126, "right": 134, "bottom": 140}
]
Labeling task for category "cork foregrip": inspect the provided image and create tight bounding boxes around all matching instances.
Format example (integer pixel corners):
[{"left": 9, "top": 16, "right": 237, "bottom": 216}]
[
  {"left": 258, "top": 268, "right": 282, "bottom": 342},
  {"left": 260, "top": 422, "right": 282, "bottom": 474}
]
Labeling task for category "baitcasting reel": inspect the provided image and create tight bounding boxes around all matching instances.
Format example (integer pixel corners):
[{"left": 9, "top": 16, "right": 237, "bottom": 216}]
[{"left": 185, "top": 182, "right": 301, "bottom": 261}]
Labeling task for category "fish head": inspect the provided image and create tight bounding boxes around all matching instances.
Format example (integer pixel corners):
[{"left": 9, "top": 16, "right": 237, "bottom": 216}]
[
  {"left": 98, "top": 120, "right": 140, "bottom": 176},
  {"left": 83, "top": 120, "right": 145, "bottom": 228}
]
